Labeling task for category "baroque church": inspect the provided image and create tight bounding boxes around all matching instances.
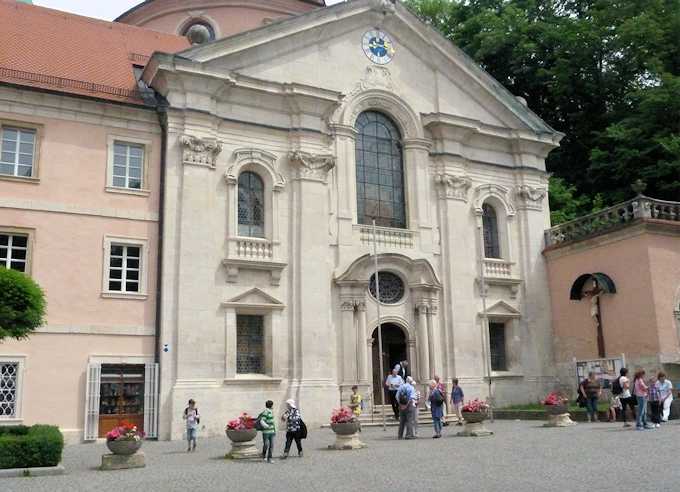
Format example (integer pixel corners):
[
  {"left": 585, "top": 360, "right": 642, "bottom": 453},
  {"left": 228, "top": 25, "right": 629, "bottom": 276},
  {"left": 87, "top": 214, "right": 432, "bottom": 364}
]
[{"left": 0, "top": 0, "right": 562, "bottom": 441}]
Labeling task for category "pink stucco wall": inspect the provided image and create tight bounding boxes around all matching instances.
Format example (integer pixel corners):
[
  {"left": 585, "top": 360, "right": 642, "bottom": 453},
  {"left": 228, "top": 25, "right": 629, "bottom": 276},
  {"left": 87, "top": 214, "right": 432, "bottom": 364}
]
[{"left": 545, "top": 223, "right": 680, "bottom": 363}]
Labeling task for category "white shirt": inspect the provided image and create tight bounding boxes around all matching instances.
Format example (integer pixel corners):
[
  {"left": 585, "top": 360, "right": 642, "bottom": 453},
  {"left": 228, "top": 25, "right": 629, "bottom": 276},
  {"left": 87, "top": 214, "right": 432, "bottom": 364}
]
[
  {"left": 657, "top": 379, "right": 673, "bottom": 400},
  {"left": 386, "top": 374, "right": 404, "bottom": 391},
  {"left": 619, "top": 376, "right": 631, "bottom": 399}
]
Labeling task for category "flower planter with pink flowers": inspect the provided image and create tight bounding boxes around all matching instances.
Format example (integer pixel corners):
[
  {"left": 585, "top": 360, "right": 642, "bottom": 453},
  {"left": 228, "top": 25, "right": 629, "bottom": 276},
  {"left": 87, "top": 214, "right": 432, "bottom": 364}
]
[
  {"left": 542, "top": 392, "right": 575, "bottom": 427},
  {"left": 458, "top": 400, "right": 493, "bottom": 437},
  {"left": 225, "top": 413, "right": 260, "bottom": 460},
  {"left": 328, "top": 407, "right": 365, "bottom": 450},
  {"left": 100, "top": 421, "right": 146, "bottom": 470}
]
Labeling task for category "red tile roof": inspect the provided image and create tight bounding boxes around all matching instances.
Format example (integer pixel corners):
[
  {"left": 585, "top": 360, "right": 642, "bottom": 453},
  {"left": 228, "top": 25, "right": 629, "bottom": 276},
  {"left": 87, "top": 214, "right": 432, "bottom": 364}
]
[{"left": 0, "top": 0, "right": 190, "bottom": 105}]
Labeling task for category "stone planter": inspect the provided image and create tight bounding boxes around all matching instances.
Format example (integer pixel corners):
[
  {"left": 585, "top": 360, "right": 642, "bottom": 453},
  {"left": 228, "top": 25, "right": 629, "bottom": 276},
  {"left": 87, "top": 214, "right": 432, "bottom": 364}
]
[
  {"left": 458, "top": 412, "right": 493, "bottom": 437},
  {"left": 543, "top": 404, "right": 575, "bottom": 427},
  {"left": 225, "top": 429, "right": 259, "bottom": 460},
  {"left": 329, "top": 421, "right": 365, "bottom": 450},
  {"left": 106, "top": 439, "right": 142, "bottom": 456}
]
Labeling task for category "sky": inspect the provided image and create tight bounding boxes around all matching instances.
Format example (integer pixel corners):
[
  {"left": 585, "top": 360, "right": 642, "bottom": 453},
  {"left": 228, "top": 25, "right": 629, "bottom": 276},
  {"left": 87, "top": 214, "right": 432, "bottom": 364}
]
[{"left": 36, "top": 0, "right": 345, "bottom": 21}]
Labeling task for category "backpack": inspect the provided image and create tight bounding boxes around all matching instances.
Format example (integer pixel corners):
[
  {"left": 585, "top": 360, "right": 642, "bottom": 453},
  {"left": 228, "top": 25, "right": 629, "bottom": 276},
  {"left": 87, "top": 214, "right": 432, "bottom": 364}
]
[
  {"left": 431, "top": 389, "right": 444, "bottom": 405},
  {"left": 398, "top": 390, "right": 409, "bottom": 405},
  {"left": 255, "top": 412, "right": 268, "bottom": 431},
  {"left": 611, "top": 377, "right": 623, "bottom": 396}
]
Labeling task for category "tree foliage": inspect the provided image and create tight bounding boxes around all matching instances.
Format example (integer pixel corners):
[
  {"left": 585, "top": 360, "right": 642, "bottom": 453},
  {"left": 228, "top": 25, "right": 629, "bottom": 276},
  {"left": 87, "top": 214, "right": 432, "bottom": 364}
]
[
  {"left": 0, "top": 267, "right": 46, "bottom": 341},
  {"left": 406, "top": 0, "right": 680, "bottom": 222}
]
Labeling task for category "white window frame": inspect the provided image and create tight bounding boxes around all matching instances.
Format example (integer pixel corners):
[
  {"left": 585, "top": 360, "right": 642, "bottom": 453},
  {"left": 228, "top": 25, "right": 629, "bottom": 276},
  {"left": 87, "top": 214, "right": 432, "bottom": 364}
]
[
  {"left": 0, "top": 120, "right": 41, "bottom": 183},
  {"left": 106, "top": 135, "right": 151, "bottom": 196},
  {"left": 102, "top": 235, "right": 148, "bottom": 299},
  {"left": 0, "top": 227, "right": 34, "bottom": 275},
  {"left": 0, "top": 355, "right": 26, "bottom": 423}
]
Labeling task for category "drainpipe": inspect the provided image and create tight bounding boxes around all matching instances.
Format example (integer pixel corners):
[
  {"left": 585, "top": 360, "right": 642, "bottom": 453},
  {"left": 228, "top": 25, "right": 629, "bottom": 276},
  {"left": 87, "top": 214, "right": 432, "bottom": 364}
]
[{"left": 154, "top": 99, "right": 168, "bottom": 365}]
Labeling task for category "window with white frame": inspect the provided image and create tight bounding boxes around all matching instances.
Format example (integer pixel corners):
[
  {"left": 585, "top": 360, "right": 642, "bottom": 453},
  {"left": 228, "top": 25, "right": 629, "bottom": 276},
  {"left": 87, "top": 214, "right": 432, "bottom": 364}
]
[
  {"left": 0, "top": 233, "right": 29, "bottom": 273},
  {"left": 0, "top": 127, "right": 36, "bottom": 178},
  {"left": 107, "top": 243, "right": 142, "bottom": 293},
  {"left": 112, "top": 141, "right": 145, "bottom": 190},
  {"left": 0, "top": 361, "right": 20, "bottom": 418}
]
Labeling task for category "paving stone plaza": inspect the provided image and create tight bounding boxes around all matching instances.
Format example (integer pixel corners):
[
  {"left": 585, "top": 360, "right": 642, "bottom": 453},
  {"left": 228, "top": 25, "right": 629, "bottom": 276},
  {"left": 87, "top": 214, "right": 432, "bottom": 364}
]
[{"left": 4, "top": 421, "right": 680, "bottom": 492}]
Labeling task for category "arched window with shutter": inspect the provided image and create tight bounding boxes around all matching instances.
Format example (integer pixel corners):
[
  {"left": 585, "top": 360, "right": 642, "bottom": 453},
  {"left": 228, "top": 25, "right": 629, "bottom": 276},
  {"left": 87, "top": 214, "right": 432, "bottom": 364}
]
[
  {"left": 482, "top": 203, "right": 501, "bottom": 259},
  {"left": 238, "top": 171, "right": 264, "bottom": 237},
  {"left": 355, "top": 111, "right": 406, "bottom": 229}
]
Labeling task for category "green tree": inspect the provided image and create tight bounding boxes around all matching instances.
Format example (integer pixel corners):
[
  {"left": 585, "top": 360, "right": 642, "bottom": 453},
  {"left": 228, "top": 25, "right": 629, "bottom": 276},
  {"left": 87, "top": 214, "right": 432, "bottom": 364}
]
[{"left": 0, "top": 268, "right": 46, "bottom": 341}]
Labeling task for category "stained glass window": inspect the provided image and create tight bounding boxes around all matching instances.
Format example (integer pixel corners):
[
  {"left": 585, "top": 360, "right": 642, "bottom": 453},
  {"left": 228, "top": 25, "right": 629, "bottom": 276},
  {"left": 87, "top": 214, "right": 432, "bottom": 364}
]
[
  {"left": 0, "top": 362, "right": 18, "bottom": 417},
  {"left": 355, "top": 111, "right": 406, "bottom": 228},
  {"left": 236, "top": 315, "right": 264, "bottom": 374},
  {"left": 369, "top": 271, "right": 405, "bottom": 304},
  {"left": 482, "top": 203, "right": 501, "bottom": 259},
  {"left": 238, "top": 171, "right": 264, "bottom": 237}
]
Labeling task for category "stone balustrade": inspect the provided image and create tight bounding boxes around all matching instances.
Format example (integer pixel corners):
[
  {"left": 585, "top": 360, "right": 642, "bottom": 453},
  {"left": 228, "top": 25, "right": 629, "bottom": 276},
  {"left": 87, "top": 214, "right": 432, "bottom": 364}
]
[
  {"left": 545, "top": 196, "right": 680, "bottom": 247},
  {"left": 357, "top": 224, "right": 415, "bottom": 248},
  {"left": 483, "top": 259, "right": 513, "bottom": 278},
  {"left": 232, "top": 237, "right": 273, "bottom": 260}
]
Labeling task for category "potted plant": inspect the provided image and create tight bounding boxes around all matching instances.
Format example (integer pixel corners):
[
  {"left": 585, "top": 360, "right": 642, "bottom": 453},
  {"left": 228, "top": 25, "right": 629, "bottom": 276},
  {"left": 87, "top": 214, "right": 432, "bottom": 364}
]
[
  {"left": 106, "top": 421, "right": 144, "bottom": 455},
  {"left": 225, "top": 413, "right": 257, "bottom": 443},
  {"left": 461, "top": 399, "right": 490, "bottom": 423},
  {"left": 328, "top": 406, "right": 365, "bottom": 450},
  {"left": 542, "top": 391, "right": 575, "bottom": 427}
]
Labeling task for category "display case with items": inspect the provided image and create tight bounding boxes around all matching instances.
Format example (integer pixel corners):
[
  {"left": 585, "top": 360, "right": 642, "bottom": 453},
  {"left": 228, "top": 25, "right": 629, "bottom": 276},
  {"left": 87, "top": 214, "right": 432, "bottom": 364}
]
[{"left": 98, "top": 365, "right": 145, "bottom": 437}]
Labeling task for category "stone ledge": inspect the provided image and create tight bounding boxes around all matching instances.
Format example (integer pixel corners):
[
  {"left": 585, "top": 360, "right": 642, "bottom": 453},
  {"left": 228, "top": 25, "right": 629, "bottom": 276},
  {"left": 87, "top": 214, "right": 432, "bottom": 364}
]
[{"left": 0, "top": 464, "right": 65, "bottom": 478}]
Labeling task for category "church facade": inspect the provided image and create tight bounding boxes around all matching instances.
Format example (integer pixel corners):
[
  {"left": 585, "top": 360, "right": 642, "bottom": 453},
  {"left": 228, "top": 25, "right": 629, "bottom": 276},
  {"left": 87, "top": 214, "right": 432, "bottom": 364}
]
[{"left": 0, "top": 0, "right": 562, "bottom": 441}]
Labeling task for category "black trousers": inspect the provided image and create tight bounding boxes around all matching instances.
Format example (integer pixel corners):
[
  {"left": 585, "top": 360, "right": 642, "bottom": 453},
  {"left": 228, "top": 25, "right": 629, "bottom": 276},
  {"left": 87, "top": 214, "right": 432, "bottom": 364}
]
[
  {"left": 284, "top": 432, "right": 302, "bottom": 454},
  {"left": 650, "top": 401, "right": 662, "bottom": 424},
  {"left": 388, "top": 390, "right": 399, "bottom": 418},
  {"left": 620, "top": 396, "right": 636, "bottom": 422}
]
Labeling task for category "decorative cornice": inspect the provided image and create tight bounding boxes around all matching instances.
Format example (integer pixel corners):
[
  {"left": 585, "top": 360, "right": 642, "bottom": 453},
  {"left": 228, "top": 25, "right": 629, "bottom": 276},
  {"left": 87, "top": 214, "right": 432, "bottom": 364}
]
[
  {"left": 473, "top": 183, "right": 516, "bottom": 217},
  {"left": 434, "top": 173, "right": 472, "bottom": 202},
  {"left": 180, "top": 134, "right": 222, "bottom": 169},
  {"left": 516, "top": 185, "right": 547, "bottom": 211},
  {"left": 289, "top": 150, "right": 336, "bottom": 182},
  {"left": 226, "top": 148, "right": 286, "bottom": 190}
]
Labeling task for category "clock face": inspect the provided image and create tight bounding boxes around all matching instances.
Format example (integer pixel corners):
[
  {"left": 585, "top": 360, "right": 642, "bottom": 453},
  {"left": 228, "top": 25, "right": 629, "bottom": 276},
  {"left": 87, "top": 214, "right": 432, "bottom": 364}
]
[{"left": 362, "top": 30, "right": 395, "bottom": 65}]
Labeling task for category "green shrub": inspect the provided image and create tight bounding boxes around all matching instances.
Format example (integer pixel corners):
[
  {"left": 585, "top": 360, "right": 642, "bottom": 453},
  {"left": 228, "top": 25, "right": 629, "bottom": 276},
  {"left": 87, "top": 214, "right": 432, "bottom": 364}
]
[
  {"left": 0, "top": 267, "right": 46, "bottom": 341},
  {"left": 0, "top": 425, "right": 63, "bottom": 469}
]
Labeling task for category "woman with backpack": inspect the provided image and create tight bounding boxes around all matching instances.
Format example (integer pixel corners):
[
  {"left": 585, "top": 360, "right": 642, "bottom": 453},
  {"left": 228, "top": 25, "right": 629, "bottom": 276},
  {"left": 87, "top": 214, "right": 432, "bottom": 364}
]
[
  {"left": 428, "top": 380, "right": 445, "bottom": 438},
  {"left": 618, "top": 367, "right": 636, "bottom": 427},
  {"left": 281, "top": 399, "right": 305, "bottom": 459}
]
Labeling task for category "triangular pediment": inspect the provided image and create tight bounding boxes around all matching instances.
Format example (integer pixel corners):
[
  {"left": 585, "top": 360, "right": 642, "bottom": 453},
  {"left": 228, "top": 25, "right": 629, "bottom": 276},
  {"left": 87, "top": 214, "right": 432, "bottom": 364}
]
[
  {"left": 167, "top": 0, "right": 558, "bottom": 136},
  {"left": 223, "top": 288, "right": 284, "bottom": 309},
  {"left": 484, "top": 300, "right": 521, "bottom": 318}
]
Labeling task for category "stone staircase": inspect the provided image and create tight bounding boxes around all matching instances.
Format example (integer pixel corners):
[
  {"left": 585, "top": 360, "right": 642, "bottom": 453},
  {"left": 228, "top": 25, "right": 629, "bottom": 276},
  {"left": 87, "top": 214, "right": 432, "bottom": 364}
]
[{"left": 321, "top": 404, "right": 461, "bottom": 428}]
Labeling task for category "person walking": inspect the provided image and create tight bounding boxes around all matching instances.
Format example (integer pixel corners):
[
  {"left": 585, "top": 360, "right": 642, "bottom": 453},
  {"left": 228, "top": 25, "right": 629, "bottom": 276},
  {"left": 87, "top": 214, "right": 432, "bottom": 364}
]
[
  {"left": 182, "top": 399, "right": 200, "bottom": 452},
  {"left": 428, "top": 380, "right": 445, "bottom": 438},
  {"left": 410, "top": 377, "right": 421, "bottom": 437},
  {"left": 649, "top": 375, "right": 662, "bottom": 428},
  {"left": 385, "top": 369, "right": 404, "bottom": 420},
  {"left": 618, "top": 368, "right": 635, "bottom": 427},
  {"left": 451, "top": 378, "right": 464, "bottom": 426},
  {"left": 396, "top": 360, "right": 410, "bottom": 380},
  {"left": 584, "top": 372, "right": 602, "bottom": 422},
  {"left": 281, "top": 399, "right": 304, "bottom": 459},
  {"left": 396, "top": 377, "right": 416, "bottom": 439},
  {"left": 433, "top": 375, "right": 448, "bottom": 426},
  {"left": 258, "top": 400, "right": 276, "bottom": 463},
  {"left": 633, "top": 369, "right": 652, "bottom": 430},
  {"left": 656, "top": 372, "right": 673, "bottom": 422}
]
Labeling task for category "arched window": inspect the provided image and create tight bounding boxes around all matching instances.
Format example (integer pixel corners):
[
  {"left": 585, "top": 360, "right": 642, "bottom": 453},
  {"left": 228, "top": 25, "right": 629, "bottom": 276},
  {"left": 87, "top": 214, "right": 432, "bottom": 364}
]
[
  {"left": 482, "top": 203, "right": 501, "bottom": 258},
  {"left": 355, "top": 111, "right": 405, "bottom": 229},
  {"left": 238, "top": 171, "right": 264, "bottom": 237}
]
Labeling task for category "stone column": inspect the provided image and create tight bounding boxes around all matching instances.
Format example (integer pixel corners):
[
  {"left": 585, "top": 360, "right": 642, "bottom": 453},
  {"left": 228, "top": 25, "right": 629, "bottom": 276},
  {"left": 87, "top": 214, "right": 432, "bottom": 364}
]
[
  {"left": 357, "top": 301, "right": 369, "bottom": 383},
  {"left": 427, "top": 305, "right": 440, "bottom": 378},
  {"left": 224, "top": 308, "right": 237, "bottom": 379},
  {"left": 403, "top": 138, "right": 434, "bottom": 251},
  {"left": 341, "top": 300, "right": 357, "bottom": 383},
  {"left": 407, "top": 338, "right": 418, "bottom": 382},
  {"left": 416, "top": 303, "right": 430, "bottom": 381},
  {"left": 331, "top": 124, "right": 358, "bottom": 246}
]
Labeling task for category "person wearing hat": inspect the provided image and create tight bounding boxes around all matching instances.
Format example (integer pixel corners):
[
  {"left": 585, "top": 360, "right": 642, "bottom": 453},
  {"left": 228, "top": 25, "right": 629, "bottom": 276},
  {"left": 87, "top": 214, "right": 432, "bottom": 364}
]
[
  {"left": 281, "top": 399, "right": 304, "bottom": 459},
  {"left": 182, "top": 398, "right": 200, "bottom": 452}
]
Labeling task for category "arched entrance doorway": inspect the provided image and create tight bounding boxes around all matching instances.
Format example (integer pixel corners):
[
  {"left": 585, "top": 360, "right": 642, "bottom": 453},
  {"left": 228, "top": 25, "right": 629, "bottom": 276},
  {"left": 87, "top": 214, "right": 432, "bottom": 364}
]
[{"left": 371, "top": 323, "right": 407, "bottom": 403}]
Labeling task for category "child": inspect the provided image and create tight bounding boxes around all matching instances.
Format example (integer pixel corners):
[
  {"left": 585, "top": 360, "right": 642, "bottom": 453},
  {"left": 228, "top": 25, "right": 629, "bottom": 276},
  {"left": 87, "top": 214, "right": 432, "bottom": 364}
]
[
  {"left": 258, "top": 400, "right": 276, "bottom": 463},
  {"left": 451, "top": 378, "right": 464, "bottom": 425},
  {"left": 182, "top": 399, "right": 199, "bottom": 452},
  {"left": 349, "top": 385, "right": 362, "bottom": 417}
]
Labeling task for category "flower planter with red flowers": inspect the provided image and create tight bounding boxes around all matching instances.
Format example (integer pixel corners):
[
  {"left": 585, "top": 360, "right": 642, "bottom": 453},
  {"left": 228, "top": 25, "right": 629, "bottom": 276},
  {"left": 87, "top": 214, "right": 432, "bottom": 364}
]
[
  {"left": 105, "top": 421, "right": 145, "bottom": 455},
  {"left": 541, "top": 392, "right": 575, "bottom": 427},
  {"left": 328, "top": 407, "right": 365, "bottom": 450},
  {"left": 225, "top": 413, "right": 260, "bottom": 459},
  {"left": 458, "top": 400, "right": 493, "bottom": 437}
]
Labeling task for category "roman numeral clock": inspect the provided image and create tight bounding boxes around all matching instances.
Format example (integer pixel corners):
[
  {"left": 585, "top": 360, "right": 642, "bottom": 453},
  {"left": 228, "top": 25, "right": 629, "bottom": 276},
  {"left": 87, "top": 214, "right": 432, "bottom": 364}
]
[{"left": 362, "top": 30, "right": 395, "bottom": 65}]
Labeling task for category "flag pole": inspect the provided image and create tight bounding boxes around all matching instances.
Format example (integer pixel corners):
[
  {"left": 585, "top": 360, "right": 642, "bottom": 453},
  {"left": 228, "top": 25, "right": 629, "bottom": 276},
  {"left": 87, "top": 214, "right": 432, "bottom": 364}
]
[
  {"left": 373, "top": 219, "right": 387, "bottom": 431},
  {"left": 477, "top": 220, "right": 494, "bottom": 422}
]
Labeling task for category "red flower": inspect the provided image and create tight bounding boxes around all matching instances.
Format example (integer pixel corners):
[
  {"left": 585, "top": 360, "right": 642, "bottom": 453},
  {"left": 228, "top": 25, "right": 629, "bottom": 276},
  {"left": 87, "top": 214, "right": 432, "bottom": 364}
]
[
  {"left": 330, "top": 406, "right": 356, "bottom": 424},
  {"left": 461, "top": 399, "right": 490, "bottom": 413}
]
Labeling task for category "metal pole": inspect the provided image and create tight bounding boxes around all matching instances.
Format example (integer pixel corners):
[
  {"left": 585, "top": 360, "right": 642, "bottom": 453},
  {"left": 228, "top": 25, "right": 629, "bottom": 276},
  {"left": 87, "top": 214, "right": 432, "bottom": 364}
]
[
  {"left": 373, "top": 219, "right": 387, "bottom": 431},
  {"left": 477, "top": 220, "right": 494, "bottom": 422}
]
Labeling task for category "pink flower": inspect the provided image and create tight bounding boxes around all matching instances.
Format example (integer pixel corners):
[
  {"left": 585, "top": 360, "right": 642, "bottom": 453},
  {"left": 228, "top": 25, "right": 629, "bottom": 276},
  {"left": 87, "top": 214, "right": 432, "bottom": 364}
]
[
  {"left": 461, "top": 399, "right": 490, "bottom": 413},
  {"left": 541, "top": 392, "right": 568, "bottom": 406},
  {"left": 330, "top": 406, "right": 356, "bottom": 424}
]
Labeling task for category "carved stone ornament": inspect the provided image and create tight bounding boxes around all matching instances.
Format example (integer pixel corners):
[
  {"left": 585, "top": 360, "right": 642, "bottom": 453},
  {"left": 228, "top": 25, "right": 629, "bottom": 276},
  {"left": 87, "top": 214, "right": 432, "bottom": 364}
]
[
  {"left": 434, "top": 173, "right": 472, "bottom": 202},
  {"left": 226, "top": 148, "right": 286, "bottom": 191},
  {"left": 473, "top": 183, "right": 516, "bottom": 217},
  {"left": 180, "top": 134, "right": 222, "bottom": 168},
  {"left": 516, "top": 185, "right": 547, "bottom": 211},
  {"left": 289, "top": 150, "right": 336, "bottom": 182}
]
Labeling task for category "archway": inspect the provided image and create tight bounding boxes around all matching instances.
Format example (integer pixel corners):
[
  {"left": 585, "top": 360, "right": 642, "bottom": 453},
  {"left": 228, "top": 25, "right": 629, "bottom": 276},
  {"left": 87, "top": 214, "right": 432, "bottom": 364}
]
[{"left": 371, "top": 323, "right": 407, "bottom": 403}]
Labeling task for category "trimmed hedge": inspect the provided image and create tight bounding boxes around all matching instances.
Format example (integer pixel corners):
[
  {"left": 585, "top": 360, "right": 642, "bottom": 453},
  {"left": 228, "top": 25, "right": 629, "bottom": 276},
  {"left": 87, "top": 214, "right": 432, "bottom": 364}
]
[{"left": 0, "top": 425, "right": 64, "bottom": 469}]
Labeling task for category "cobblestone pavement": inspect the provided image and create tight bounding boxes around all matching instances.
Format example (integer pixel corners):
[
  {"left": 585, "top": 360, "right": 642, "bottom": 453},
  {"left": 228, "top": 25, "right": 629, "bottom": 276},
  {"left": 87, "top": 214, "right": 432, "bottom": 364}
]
[{"left": 4, "top": 420, "right": 680, "bottom": 492}]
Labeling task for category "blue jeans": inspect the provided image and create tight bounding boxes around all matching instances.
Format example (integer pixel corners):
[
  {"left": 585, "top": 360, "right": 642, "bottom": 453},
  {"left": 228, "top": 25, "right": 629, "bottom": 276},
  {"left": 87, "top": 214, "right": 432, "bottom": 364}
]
[
  {"left": 187, "top": 427, "right": 197, "bottom": 447},
  {"left": 432, "top": 417, "right": 442, "bottom": 436},
  {"left": 586, "top": 396, "right": 598, "bottom": 419},
  {"left": 636, "top": 396, "right": 648, "bottom": 428},
  {"left": 262, "top": 433, "right": 274, "bottom": 460}
]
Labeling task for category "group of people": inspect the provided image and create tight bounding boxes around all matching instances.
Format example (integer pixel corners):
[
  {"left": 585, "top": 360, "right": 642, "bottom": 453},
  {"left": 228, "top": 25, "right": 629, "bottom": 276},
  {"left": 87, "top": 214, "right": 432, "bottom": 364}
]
[
  {"left": 182, "top": 398, "right": 306, "bottom": 463},
  {"left": 578, "top": 367, "right": 674, "bottom": 430},
  {"left": 385, "top": 364, "right": 465, "bottom": 439}
]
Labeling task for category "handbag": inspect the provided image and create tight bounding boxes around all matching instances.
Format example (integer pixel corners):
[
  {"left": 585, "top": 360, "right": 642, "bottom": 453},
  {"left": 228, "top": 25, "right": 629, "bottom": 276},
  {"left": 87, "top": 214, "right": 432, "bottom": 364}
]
[{"left": 298, "top": 419, "right": 308, "bottom": 439}]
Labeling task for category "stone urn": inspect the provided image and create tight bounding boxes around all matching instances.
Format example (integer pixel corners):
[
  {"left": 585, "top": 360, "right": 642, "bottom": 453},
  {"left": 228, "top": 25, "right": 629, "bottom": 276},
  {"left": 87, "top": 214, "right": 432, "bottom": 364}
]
[
  {"left": 329, "top": 421, "right": 365, "bottom": 450},
  {"left": 106, "top": 439, "right": 142, "bottom": 456},
  {"left": 458, "top": 412, "right": 493, "bottom": 437},
  {"left": 225, "top": 429, "right": 259, "bottom": 460},
  {"left": 543, "top": 404, "right": 575, "bottom": 427}
]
